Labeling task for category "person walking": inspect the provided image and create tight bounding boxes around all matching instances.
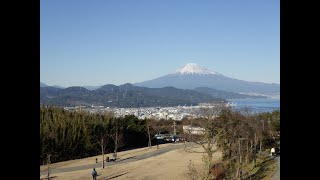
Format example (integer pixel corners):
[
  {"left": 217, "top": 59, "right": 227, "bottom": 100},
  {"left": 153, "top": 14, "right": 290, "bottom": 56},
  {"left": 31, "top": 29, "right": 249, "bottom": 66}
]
[
  {"left": 270, "top": 147, "right": 276, "bottom": 157},
  {"left": 92, "top": 168, "right": 97, "bottom": 180}
]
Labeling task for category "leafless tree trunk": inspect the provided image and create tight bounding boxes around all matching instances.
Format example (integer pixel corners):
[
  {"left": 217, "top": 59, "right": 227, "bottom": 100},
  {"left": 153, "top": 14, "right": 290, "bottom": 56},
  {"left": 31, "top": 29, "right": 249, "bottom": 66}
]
[
  {"left": 147, "top": 125, "right": 152, "bottom": 148},
  {"left": 98, "top": 133, "right": 109, "bottom": 168},
  {"left": 189, "top": 118, "right": 194, "bottom": 143},
  {"left": 112, "top": 124, "right": 125, "bottom": 160},
  {"left": 47, "top": 154, "right": 50, "bottom": 180},
  {"left": 246, "top": 140, "right": 249, "bottom": 163},
  {"left": 259, "top": 138, "right": 262, "bottom": 154},
  {"left": 254, "top": 133, "right": 257, "bottom": 152},
  {"left": 236, "top": 166, "right": 240, "bottom": 179},
  {"left": 184, "top": 130, "right": 187, "bottom": 150},
  {"left": 239, "top": 139, "right": 242, "bottom": 164},
  {"left": 102, "top": 138, "right": 105, "bottom": 168}
]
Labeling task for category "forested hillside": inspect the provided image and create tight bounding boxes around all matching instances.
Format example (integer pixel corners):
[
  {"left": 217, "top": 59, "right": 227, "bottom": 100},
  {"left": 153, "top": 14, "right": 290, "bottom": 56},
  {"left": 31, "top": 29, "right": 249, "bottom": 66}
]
[{"left": 40, "top": 106, "right": 150, "bottom": 164}]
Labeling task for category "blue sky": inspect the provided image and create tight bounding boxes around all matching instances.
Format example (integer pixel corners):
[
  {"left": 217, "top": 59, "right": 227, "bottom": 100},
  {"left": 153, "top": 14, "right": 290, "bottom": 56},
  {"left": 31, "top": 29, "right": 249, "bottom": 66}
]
[{"left": 41, "top": 0, "right": 279, "bottom": 87}]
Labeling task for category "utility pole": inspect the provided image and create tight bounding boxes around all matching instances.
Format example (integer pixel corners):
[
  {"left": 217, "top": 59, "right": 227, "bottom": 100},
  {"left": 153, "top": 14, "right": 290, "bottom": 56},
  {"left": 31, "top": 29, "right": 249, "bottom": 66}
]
[{"left": 47, "top": 154, "right": 50, "bottom": 180}]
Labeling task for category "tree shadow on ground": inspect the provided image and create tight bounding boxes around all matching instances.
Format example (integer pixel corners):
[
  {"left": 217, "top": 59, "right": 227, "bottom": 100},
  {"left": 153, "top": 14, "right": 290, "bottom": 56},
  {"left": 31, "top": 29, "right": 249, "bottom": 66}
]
[
  {"left": 40, "top": 176, "right": 58, "bottom": 180},
  {"left": 112, "top": 156, "right": 136, "bottom": 163},
  {"left": 244, "top": 156, "right": 276, "bottom": 180},
  {"left": 98, "top": 171, "right": 129, "bottom": 180}
]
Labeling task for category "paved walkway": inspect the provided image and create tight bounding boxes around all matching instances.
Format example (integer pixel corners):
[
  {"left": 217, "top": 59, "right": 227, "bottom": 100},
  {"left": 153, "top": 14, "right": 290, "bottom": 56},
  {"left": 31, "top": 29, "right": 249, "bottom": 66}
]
[
  {"left": 40, "top": 143, "right": 188, "bottom": 176},
  {"left": 270, "top": 156, "right": 280, "bottom": 180}
]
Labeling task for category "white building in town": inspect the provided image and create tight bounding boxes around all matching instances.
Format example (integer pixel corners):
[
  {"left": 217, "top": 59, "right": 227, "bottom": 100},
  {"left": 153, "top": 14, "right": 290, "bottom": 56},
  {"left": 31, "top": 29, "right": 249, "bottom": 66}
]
[{"left": 183, "top": 125, "right": 205, "bottom": 135}]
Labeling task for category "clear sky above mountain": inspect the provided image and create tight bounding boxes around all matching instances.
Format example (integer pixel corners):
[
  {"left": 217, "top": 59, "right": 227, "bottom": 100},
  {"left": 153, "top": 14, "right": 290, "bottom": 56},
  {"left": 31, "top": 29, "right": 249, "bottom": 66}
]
[{"left": 40, "top": 0, "right": 279, "bottom": 87}]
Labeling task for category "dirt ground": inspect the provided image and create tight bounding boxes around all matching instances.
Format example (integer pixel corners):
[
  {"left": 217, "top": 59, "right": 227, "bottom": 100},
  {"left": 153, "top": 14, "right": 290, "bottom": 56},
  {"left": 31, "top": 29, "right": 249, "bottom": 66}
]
[
  {"left": 40, "top": 144, "right": 172, "bottom": 172},
  {"left": 40, "top": 144, "right": 222, "bottom": 180}
]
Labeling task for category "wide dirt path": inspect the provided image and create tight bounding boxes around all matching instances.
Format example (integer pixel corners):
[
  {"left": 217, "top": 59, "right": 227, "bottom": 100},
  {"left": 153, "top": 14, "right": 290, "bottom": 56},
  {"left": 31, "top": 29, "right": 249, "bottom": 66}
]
[
  {"left": 270, "top": 156, "right": 280, "bottom": 180},
  {"left": 40, "top": 143, "right": 187, "bottom": 176}
]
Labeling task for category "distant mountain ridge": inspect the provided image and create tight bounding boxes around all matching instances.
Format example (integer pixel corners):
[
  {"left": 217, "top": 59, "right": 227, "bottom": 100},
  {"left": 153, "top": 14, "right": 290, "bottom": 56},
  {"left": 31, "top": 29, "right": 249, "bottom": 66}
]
[
  {"left": 52, "top": 85, "right": 65, "bottom": 89},
  {"left": 193, "top": 87, "right": 266, "bottom": 99},
  {"left": 40, "top": 82, "right": 48, "bottom": 87},
  {"left": 40, "top": 82, "right": 65, "bottom": 89},
  {"left": 40, "top": 83, "right": 226, "bottom": 108},
  {"left": 82, "top": 85, "right": 102, "bottom": 90},
  {"left": 135, "top": 63, "right": 279, "bottom": 96}
]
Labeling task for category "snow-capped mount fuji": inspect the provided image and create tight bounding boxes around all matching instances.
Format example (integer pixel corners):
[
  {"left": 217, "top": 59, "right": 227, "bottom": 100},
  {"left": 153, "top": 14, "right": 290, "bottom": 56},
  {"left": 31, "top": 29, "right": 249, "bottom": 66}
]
[
  {"left": 134, "top": 63, "right": 280, "bottom": 96},
  {"left": 175, "top": 63, "right": 221, "bottom": 75}
]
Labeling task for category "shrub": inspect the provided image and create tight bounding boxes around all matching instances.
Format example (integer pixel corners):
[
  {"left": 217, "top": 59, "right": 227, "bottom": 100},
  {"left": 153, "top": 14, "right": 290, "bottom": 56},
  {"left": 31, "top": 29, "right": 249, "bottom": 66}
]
[{"left": 210, "top": 163, "right": 226, "bottom": 180}]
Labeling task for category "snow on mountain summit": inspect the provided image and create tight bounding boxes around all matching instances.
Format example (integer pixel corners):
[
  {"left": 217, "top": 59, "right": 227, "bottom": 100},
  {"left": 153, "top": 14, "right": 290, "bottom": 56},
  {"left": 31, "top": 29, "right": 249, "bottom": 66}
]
[
  {"left": 135, "top": 63, "right": 279, "bottom": 95},
  {"left": 175, "top": 63, "right": 220, "bottom": 75}
]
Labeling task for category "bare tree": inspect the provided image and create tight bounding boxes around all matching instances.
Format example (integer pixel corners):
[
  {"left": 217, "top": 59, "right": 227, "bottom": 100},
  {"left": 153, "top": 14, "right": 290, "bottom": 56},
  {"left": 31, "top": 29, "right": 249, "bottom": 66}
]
[
  {"left": 94, "top": 111, "right": 115, "bottom": 168},
  {"left": 146, "top": 118, "right": 162, "bottom": 149},
  {"left": 111, "top": 120, "right": 125, "bottom": 160},
  {"left": 97, "top": 132, "right": 109, "bottom": 168},
  {"left": 47, "top": 154, "right": 50, "bottom": 180},
  {"left": 147, "top": 124, "right": 152, "bottom": 147},
  {"left": 186, "top": 105, "right": 231, "bottom": 179},
  {"left": 186, "top": 106, "right": 280, "bottom": 179},
  {"left": 144, "top": 118, "right": 152, "bottom": 148}
]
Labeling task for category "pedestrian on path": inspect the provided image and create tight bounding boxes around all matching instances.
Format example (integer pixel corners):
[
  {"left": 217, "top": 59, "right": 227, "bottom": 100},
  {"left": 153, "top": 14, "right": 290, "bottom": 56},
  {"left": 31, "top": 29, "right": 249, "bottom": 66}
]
[
  {"left": 270, "top": 147, "right": 275, "bottom": 157},
  {"left": 92, "top": 168, "right": 97, "bottom": 180}
]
